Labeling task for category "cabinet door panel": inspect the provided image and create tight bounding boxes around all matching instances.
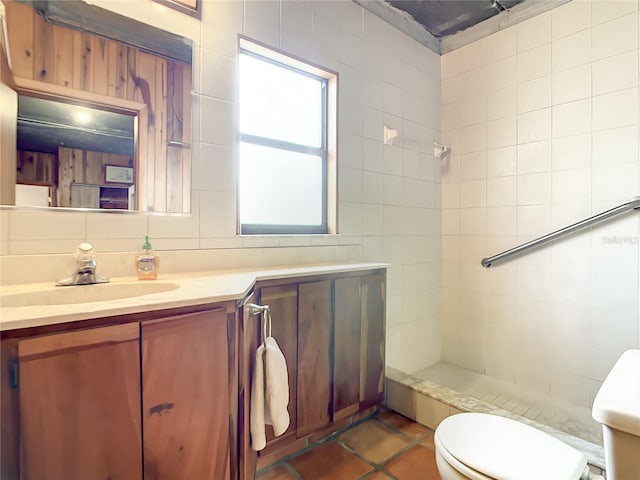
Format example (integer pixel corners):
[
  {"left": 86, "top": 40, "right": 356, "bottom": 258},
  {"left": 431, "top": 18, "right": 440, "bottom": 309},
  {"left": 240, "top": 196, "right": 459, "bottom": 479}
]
[
  {"left": 18, "top": 323, "right": 142, "bottom": 480},
  {"left": 260, "top": 285, "right": 298, "bottom": 451},
  {"left": 296, "top": 280, "right": 332, "bottom": 437},
  {"left": 361, "top": 274, "right": 385, "bottom": 407},
  {"left": 142, "top": 310, "right": 230, "bottom": 480},
  {"left": 333, "top": 277, "right": 361, "bottom": 419}
]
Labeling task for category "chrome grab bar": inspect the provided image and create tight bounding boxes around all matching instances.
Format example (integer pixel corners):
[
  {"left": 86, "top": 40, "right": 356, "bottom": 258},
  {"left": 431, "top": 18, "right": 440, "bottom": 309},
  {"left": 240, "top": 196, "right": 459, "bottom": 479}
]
[{"left": 481, "top": 196, "right": 640, "bottom": 268}]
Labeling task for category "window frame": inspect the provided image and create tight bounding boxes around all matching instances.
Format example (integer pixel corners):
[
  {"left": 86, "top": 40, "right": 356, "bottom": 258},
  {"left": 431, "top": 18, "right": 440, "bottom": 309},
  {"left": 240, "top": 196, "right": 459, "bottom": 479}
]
[{"left": 237, "top": 38, "right": 337, "bottom": 235}]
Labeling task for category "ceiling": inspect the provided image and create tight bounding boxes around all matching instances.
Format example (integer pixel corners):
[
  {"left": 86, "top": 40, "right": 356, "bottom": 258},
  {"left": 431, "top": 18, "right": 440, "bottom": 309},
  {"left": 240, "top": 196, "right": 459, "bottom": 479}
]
[
  {"left": 356, "top": 0, "right": 567, "bottom": 53},
  {"left": 388, "top": 0, "right": 526, "bottom": 38}
]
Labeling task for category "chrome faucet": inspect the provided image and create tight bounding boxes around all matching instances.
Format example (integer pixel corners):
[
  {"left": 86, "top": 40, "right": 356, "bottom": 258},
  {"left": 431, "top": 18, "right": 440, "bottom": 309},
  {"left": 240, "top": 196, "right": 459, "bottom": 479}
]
[{"left": 56, "top": 243, "right": 109, "bottom": 286}]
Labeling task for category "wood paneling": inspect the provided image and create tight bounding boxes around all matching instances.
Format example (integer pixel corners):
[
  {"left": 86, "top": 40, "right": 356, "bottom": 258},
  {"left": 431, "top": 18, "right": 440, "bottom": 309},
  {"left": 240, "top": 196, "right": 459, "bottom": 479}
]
[
  {"left": 18, "top": 324, "right": 142, "bottom": 480},
  {"left": 333, "top": 277, "right": 361, "bottom": 420},
  {"left": 57, "top": 146, "right": 132, "bottom": 207},
  {"left": 1, "top": 46, "right": 17, "bottom": 205},
  {"left": 361, "top": 274, "right": 386, "bottom": 407},
  {"left": 142, "top": 310, "right": 231, "bottom": 480},
  {"left": 260, "top": 285, "right": 298, "bottom": 452},
  {"left": 296, "top": 281, "right": 332, "bottom": 437},
  {"left": 16, "top": 151, "right": 57, "bottom": 185},
  {"left": 5, "top": 1, "right": 191, "bottom": 212}
]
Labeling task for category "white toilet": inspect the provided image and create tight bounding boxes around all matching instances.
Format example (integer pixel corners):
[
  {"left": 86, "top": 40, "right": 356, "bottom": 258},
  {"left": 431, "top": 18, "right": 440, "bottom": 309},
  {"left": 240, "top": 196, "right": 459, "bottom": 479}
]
[{"left": 434, "top": 349, "right": 640, "bottom": 480}]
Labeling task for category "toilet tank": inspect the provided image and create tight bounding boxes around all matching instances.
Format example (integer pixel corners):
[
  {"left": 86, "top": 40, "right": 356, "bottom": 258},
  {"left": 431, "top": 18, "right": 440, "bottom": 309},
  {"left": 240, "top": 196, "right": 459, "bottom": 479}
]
[{"left": 592, "top": 349, "right": 640, "bottom": 480}]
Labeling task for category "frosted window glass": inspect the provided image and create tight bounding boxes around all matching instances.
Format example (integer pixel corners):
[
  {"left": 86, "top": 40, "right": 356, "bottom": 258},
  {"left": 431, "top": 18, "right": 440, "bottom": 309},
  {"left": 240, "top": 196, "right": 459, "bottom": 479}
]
[
  {"left": 239, "top": 143, "right": 323, "bottom": 226},
  {"left": 239, "top": 53, "right": 323, "bottom": 148}
]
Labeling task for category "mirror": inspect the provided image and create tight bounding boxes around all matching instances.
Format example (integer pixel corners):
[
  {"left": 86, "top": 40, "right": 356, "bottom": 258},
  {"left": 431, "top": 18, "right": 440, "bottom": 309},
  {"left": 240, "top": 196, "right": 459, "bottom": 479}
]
[{"left": 1, "top": 0, "right": 193, "bottom": 213}]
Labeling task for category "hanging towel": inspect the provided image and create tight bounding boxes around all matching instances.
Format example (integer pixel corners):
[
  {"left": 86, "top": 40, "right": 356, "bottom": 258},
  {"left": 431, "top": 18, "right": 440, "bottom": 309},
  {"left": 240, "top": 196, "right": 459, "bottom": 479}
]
[{"left": 250, "top": 307, "right": 290, "bottom": 451}]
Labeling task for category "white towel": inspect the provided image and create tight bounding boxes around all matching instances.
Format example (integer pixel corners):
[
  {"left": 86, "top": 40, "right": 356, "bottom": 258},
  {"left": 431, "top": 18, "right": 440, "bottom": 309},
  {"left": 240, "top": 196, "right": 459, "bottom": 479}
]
[{"left": 250, "top": 335, "right": 290, "bottom": 451}]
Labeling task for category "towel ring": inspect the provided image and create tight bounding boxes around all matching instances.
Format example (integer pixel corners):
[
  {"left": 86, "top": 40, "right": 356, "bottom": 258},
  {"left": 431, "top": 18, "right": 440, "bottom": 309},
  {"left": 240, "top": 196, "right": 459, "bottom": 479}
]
[{"left": 247, "top": 303, "right": 271, "bottom": 343}]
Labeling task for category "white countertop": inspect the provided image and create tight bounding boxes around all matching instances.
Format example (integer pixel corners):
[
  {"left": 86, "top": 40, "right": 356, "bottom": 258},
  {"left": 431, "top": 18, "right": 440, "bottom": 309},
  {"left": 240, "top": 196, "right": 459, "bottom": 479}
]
[{"left": 0, "top": 262, "right": 387, "bottom": 331}]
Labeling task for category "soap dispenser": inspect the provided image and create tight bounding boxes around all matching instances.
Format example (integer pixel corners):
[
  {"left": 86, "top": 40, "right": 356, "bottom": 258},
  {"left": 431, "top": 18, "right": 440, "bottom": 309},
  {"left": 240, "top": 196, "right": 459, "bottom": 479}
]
[{"left": 136, "top": 235, "right": 159, "bottom": 280}]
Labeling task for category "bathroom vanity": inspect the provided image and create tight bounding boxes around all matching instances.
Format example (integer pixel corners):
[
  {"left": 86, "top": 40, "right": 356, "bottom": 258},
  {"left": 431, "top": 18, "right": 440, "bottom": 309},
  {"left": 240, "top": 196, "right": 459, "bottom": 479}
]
[{"left": 0, "top": 264, "right": 386, "bottom": 480}]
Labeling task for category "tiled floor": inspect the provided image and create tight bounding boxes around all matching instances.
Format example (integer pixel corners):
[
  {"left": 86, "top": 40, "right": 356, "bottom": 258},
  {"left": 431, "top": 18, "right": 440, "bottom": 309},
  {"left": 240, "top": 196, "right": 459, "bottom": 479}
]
[{"left": 256, "top": 410, "right": 442, "bottom": 480}]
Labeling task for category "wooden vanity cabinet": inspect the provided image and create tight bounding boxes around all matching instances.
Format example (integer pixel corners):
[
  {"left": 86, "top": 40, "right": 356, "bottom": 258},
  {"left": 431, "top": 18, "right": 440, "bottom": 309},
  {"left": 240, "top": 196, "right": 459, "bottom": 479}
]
[
  {"left": 3, "top": 306, "right": 235, "bottom": 480},
  {"left": 243, "top": 270, "right": 386, "bottom": 473}
]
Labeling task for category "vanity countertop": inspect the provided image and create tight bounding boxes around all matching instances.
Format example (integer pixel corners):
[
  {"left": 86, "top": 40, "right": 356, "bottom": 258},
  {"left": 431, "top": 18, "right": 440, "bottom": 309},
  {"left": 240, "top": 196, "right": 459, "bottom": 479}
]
[{"left": 0, "top": 262, "right": 387, "bottom": 331}]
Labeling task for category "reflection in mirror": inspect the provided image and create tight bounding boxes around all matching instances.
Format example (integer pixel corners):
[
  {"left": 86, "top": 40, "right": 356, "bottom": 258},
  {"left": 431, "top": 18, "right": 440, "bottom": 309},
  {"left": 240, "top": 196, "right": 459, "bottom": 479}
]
[
  {"left": 16, "top": 95, "right": 136, "bottom": 209},
  {"left": 2, "top": 0, "right": 192, "bottom": 213}
]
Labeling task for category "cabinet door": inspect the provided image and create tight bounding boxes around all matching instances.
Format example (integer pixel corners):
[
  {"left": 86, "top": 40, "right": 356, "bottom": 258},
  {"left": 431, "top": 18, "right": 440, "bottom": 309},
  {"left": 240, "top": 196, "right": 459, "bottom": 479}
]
[
  {"left": 260, "top": 285, "right": 298, "bottom": 451},
  {"left": 360, "top": 273, "right": 386, "bottom": 408},
  {"left": 333, "top": 273, "right": 386, "bottom": 416},
  {"left": 142, "top": 310, "right": 230, "bottom": 480},
  {"left": 333, "top": 276, "right": 362, "bottom": 419},
  {"left": 296, "top": 280, "right": 332, "bottom": 437},
  {"left": 18, "top": 323, "right": 142, "bottom": 480}
]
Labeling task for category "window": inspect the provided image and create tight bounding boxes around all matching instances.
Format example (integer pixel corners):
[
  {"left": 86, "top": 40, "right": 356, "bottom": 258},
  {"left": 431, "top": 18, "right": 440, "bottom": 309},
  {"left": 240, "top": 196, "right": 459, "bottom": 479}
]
[{"left": 238, "top": 39, "right": 337, "bottom": 234}]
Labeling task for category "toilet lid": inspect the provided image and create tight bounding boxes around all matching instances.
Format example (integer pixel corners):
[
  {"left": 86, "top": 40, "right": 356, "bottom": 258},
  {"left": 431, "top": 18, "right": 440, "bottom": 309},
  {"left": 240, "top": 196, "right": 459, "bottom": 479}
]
[{"left": 435, "top": 413, "right": 586, "bottom": 480}]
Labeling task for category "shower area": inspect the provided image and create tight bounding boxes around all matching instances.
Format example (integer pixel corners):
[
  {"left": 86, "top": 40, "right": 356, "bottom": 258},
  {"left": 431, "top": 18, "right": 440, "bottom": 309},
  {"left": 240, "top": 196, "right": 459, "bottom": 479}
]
[{"left": 383, "top": 0, "right": 640, "bottom": 472}]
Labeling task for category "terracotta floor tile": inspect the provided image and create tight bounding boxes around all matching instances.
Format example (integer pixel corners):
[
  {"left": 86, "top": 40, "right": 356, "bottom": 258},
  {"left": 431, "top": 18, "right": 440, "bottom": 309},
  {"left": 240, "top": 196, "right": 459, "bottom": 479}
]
[
  {"left": 257, "top": 464, "right": 299, "bottom": 480},
  {"left": 376, "top": 411, "right": 432, "bottom": 438},
  {"left": 384, "top": 445, "right": 442, "bottom": 480},
  {"left": 420, "top": 430, "right": 435, "bottom": 450},
  {"left": 339, "top": 420, "right": 411, "bottom": 464},
  {"left": 360, "top": 471, "right": 393, "bottom": 479},
  {"left": 289, "top": 441, "right": 373, "bottom": 480}
]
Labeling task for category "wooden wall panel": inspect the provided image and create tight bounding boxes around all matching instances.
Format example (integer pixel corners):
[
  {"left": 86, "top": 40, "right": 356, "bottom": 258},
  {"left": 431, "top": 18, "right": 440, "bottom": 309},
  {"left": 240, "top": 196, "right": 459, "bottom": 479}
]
[
  {"left": 296, "top": 281, "right": 332, "bottom": 437},
  {"left": 56, "top": 147, "right": 132, "bottom": 207},
  {"left": 5, "top": 1, "right": 191, "bottom": 212},
  {"left": 5, "top": 2, "right": 33, "bottom": 79},
  {"left": 16, "top": 151, "right": 57, "bottom": 185}
]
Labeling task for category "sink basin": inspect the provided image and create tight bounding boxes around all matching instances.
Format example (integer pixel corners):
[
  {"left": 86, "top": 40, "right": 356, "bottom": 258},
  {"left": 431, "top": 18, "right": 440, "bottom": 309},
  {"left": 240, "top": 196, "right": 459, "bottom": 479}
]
[{"left": 1, "top": 282, "right": 180, "bottom": 308}]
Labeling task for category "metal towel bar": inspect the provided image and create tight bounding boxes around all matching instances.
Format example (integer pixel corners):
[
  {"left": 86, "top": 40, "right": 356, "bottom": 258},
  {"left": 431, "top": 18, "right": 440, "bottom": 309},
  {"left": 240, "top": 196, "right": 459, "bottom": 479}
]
[{"left": 481, "top": 196, "right": 640, "bottom": 268}]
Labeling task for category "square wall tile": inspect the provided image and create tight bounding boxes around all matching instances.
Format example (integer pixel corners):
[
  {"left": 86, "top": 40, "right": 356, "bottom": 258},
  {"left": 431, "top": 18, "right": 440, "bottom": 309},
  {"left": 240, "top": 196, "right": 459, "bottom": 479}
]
[
  {"left": 592, "top": 50, "right": 639, "bottom": 97},
  {"left": 517, "top": 44, "right": 551, "bottom": 82},
  {"left": 592, "top": 126, "right": 639, "bottom": 166},
  {"left": 552, "top": 64, "right": 591, "bottom": 105},
  {"left": 517, "top": 140, "right": 551, "bottom": 175},
  {"left": 551, "top": 0, "right": 592, "bottom": 39},
  {"left": 487, "top": 116, "right": 517, "bottom": 149},
  {"left": 517, "top": 11, "right": 551, "bottom": 52},
  {"left": 9, "top": 211, "right": 85, "bottom": 240},
  {"left": 86, "top": 213, "right": 148, "bottom": 241},
  {"left": 517, "top": 76, "right": 551, "bottom": 113},
  {"left": 517, "top": 108, "right": 551, "bottom": 144},
  {"left": 486, "top": 26, "right": 517, "bottom": 62},
  {"left": 552, "top": 133, "right": 591, "bottom": 171},
  {"left": 244, "top": 0, "right": 280, "bottom": 47},
  {"left": 552, "top": 99, "right": 591, "bottom": 137},
  {"left": 488, "top": 86, "right": 517, "bottom": 120},
  {"left": 487, "top": 146, "right": 517, "bottom": 177},
  {"left": 552, "top": 30, "right": 591, "bottom": 72},
  {"left": 592, "top": 0, "right": 638, "bottom": 25},
  {"left": 592, "top": 88, "right": 639, "bottom": 131},
  {"left": 199, "top": 97, "right": 236, "bottom": 146},
  {"left": 592, "top": 12, "right": 638, "bottom": 60}
]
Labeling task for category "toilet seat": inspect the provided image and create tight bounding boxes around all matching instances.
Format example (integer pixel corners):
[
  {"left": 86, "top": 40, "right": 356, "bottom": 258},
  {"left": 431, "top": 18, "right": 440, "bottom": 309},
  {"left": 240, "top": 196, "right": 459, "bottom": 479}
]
[{"left": 435, "top": 413, "right": 587, "bottom": 480}]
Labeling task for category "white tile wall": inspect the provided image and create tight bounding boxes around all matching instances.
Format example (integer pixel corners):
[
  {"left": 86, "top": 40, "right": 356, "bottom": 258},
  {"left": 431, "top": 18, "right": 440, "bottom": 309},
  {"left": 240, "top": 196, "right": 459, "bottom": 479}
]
[
  {"left": 1, "top": 0, "right": 442, "bottom": 373},
  {"left": 441, "top": 0, "right": 640, "bottom": 409}
]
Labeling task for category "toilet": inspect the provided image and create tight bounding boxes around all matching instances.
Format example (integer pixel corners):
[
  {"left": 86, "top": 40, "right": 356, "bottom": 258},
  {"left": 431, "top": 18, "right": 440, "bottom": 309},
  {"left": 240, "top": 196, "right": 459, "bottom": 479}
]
[{"left": 434, "top": 350, "right": 640, "bottom": 480}]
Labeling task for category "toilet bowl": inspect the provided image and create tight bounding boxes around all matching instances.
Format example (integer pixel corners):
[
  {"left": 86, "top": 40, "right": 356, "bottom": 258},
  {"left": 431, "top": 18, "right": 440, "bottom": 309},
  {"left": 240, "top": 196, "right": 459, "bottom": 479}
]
[
  {"left": 434, "top": 349, "right": 640, "bottom": 480},
  {"left": 434, "top": 413, "right": 590, "bottom": 480}
]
